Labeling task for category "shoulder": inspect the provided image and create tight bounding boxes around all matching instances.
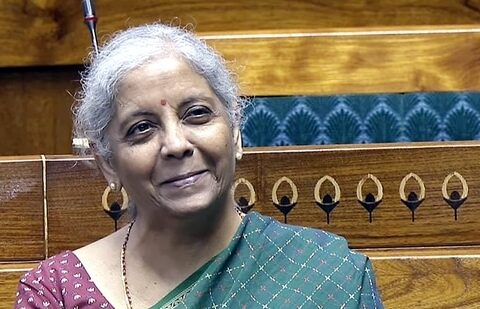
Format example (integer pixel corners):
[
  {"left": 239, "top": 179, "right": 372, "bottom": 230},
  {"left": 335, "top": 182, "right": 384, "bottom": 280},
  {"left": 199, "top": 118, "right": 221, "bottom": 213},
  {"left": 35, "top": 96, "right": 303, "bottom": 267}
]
[
  {"left": 20, "top": 251, "right": 83, "bottom": 287},
  {"left": 16, "top": 250, "right": 115, "bottom": 308},
  {"left": 16, "top": 251, "right": 85, "bottom": 307}
]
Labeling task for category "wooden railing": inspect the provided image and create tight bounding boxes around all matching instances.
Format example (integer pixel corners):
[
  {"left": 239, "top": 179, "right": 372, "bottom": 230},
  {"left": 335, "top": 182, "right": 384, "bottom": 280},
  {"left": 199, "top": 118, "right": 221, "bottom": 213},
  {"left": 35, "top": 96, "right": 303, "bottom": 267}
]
[{"left": 2, "top": 143, "right": 480, "bottom": 307}]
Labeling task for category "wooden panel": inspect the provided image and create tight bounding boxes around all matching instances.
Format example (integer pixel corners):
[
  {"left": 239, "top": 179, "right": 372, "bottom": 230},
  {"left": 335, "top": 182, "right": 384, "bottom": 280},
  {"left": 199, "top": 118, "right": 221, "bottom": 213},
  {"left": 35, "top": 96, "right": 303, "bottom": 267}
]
[
  {"left": 210, "top": 29, "right": 480, "bottom": 95},
  {"left": 0, "top": 263, "right": 37, "bottom": 307},
  {"left": 364, "top": 246, "right": 480, "bottom": 307},
  {"left": 96, "top": 0, "right": 480, "bottom": 32},
  {"left": 1, "top": 30, "right": 478, "bottom": 96},
  {"left": 371, "top": 254, "right": 480, "bottom": 308},
  {"left": 0, "top": 67, "right": 80, "bottom": 156},
  {"left": 0, "top": 158, "right": 44, "bottom": 261},
  {"left": 248, "top": 142, "right": 480, "bottom": 248},
  {"left": 1, "top": 1, "right": 480, "bottom": 66},
  {"left": 362, "top": 245, "right": 480, "bottom": 258}
]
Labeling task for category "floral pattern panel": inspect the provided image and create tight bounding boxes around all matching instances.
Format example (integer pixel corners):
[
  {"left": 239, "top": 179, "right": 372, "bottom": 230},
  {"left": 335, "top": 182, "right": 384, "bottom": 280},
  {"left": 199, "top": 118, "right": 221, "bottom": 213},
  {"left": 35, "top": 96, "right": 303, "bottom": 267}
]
[{"left": 242, "top": 92, "right": 480, "bottom": 146}]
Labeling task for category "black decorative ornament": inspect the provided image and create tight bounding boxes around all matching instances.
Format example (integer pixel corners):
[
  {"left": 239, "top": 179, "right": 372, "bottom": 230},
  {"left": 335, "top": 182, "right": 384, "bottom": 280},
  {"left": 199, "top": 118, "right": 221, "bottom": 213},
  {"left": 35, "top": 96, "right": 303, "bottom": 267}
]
[
  {"left": 442, "top": 172, "right": 468, "bottom": 221},
  {"left": 357, "top": 174, "right": 383, "bottom": 223},
  {"left": 314, "top": 175, "right": 341, "bottom": 224},
  {"left": 399, "top": 173, "right": 426, "bottom": 222},
  {"left": 272, "top": 177, "right": 298, "bottom": 224}
]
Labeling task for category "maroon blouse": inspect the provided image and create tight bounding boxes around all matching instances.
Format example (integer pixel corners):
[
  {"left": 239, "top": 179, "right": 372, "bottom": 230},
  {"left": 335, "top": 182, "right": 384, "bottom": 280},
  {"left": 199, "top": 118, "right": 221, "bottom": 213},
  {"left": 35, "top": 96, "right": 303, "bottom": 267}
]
[{"left": 15, "top": 251, "right": 114, "bottom": 308}]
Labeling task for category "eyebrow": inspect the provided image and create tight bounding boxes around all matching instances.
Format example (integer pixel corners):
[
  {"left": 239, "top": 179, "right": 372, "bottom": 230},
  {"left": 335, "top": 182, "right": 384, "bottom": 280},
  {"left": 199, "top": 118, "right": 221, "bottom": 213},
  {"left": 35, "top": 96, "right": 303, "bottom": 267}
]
[{"left": 181, "top": 95, "right": 215, "bottom": 105}]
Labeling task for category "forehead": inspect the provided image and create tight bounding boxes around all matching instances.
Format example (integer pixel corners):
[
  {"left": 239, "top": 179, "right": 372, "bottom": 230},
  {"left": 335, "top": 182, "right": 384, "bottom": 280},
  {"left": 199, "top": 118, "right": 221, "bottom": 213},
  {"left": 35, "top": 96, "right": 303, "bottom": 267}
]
[
  {"left": 119, "top": 56, "right": 201, "bottom": 90},
  {"left": 113, "top": 56, "right": 228, "bottom": 118},
  {"left": 115, "top": 56, "right": 217, "bottom": 107}
]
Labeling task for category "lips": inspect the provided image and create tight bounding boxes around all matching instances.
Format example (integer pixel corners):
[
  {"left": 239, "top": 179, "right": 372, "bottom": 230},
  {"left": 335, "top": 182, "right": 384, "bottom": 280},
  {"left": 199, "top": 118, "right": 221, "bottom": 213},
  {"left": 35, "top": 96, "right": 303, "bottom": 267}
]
[{"left": 161, "top": 170, "right": 207, "bottom": 187}]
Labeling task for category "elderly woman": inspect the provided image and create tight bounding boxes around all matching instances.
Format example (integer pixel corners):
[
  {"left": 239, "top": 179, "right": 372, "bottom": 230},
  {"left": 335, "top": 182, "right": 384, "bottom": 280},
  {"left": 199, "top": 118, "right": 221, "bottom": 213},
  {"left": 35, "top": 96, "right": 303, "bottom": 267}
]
[{"left": 16, "top": 24, "right": 383, "bottom": 308}]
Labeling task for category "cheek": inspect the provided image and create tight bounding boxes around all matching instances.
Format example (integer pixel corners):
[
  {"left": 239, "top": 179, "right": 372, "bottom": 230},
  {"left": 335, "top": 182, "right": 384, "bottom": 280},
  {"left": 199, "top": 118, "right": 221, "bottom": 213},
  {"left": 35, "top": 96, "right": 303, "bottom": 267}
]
[
  {"left": 112, "top": 144, "right": 158, "bottom": 179},
  {"left": 191, "top": 121, "right": 234, "bottom": 151},
  {"left": 191, "top": 126, "right": 236, "bottom": 176},
  {"left": 205, "top": 128, "right": 235, "bottom": 159},
  {"left": 215, "top": 135, "right": 237, "bottom": 175}
]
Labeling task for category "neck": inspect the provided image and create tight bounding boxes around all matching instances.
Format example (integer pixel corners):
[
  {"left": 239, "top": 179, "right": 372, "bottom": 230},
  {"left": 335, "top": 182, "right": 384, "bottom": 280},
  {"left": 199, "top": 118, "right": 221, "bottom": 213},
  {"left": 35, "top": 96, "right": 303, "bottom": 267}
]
[{"left": 126, "top": 199, "right": 242, "bottom": 278}]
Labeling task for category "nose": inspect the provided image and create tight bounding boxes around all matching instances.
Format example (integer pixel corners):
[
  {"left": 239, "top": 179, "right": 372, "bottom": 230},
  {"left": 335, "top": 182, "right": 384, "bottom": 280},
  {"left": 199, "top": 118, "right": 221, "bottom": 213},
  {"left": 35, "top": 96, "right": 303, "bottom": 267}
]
[{"left": 160, "top": 123, "right": 194, "bottom": 159}]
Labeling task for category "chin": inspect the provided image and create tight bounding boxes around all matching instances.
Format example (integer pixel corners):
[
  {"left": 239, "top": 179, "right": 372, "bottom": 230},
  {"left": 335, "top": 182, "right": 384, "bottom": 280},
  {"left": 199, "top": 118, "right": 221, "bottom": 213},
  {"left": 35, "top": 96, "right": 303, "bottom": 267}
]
[{"left": 159, "top": 195, "right": 223, "bottom": 218}]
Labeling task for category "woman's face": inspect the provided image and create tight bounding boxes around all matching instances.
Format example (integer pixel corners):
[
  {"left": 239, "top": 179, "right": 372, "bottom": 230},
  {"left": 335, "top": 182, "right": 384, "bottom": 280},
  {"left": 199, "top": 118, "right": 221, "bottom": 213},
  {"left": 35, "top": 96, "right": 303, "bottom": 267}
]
[{"left": 98, "top": 56, "right": 242, "bottom": 218}]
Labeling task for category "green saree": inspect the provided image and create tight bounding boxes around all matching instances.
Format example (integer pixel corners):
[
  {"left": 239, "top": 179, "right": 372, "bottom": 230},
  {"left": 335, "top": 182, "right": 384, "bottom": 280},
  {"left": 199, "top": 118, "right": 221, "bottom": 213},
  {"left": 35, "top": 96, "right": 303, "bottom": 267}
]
[{"left": 152, "top": 211, "right": 383, "bottom": 309}]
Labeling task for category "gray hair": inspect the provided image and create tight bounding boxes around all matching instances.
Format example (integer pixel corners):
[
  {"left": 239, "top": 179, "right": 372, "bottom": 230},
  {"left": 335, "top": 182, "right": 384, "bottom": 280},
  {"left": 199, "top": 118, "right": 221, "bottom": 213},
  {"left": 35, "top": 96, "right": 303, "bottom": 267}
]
[{"left": 74, "top": 23, "right": 245, "bottom": 158}]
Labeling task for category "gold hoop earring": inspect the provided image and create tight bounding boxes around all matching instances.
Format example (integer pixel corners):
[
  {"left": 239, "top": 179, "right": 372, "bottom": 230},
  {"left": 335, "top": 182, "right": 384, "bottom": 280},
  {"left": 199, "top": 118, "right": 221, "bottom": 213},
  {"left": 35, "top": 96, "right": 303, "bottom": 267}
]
[
  {"left": 102, "top": 186, "right": 129, "bottom": 212},
  {"left": 102, "top": 185, "right": 129, "bottom": 231}
]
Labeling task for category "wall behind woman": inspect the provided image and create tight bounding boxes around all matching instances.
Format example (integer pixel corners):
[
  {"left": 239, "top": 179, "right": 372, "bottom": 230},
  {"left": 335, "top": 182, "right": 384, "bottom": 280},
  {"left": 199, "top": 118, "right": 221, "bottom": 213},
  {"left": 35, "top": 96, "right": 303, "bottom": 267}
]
[{"left": 0, "top": 0, "right": 479, "bottom": 155}]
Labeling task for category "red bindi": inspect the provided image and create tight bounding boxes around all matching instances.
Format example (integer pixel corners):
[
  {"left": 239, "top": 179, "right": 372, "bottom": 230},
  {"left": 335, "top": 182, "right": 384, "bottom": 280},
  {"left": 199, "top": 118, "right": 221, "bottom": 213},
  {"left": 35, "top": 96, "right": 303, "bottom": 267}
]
[{"left": 160, "top": 99, "right": 167, "bottom": 106}]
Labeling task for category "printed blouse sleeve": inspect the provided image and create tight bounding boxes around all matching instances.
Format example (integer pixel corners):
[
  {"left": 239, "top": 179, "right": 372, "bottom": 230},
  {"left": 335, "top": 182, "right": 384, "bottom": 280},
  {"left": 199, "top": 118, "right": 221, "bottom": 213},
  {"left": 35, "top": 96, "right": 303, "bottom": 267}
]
[
  {"left": 358, "top": 258, "right": 384, "bottom": 309},
  {"left": 14, "top": 263, "right": 63, "bottom": 309}
]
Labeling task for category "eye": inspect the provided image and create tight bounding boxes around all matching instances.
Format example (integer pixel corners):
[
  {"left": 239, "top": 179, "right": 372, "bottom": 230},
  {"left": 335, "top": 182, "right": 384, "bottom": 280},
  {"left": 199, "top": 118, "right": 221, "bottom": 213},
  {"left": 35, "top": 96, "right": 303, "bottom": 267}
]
[
  {"left": 127, "top": 121, "right": 153, "bottom": 136},
  {"left": 183, "top": 106, "right": 213, "bottom": 123}
]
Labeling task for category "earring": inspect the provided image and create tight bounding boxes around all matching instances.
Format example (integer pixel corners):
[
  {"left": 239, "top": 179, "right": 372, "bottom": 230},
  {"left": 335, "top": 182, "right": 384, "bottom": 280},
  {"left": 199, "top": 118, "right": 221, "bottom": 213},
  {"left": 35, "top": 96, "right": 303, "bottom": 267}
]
[{"left": 109, "top": 182, "right": 118, "bottom": 192}]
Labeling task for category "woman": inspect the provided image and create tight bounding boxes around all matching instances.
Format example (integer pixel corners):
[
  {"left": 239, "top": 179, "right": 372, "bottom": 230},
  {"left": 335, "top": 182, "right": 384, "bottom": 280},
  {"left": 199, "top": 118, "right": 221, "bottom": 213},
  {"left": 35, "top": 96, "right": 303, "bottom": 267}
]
[{"left": 16, "top": 24, "right": 383, "bottom": 308}]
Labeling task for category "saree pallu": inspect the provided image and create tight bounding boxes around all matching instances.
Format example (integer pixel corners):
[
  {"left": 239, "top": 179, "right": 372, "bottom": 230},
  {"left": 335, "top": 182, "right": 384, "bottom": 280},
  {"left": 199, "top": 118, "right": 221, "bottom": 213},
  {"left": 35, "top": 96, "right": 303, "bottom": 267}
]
[{"left": 157, "top": 212, "right": 383, "bottom": 309}]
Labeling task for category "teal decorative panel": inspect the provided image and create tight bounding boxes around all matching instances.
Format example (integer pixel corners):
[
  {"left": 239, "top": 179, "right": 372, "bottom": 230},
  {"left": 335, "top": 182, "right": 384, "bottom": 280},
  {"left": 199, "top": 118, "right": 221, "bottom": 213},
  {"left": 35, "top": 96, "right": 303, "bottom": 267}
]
[{"left": 242, "top": 92, "right": 480, "bottom": 146}]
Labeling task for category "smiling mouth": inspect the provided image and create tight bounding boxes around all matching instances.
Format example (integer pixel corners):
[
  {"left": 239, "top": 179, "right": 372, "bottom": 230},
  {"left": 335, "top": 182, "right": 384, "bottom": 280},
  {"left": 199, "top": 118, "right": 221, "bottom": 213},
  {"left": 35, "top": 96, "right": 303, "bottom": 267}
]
[{"left": 162, "top": 170, "right": 207, "bottom": 187}]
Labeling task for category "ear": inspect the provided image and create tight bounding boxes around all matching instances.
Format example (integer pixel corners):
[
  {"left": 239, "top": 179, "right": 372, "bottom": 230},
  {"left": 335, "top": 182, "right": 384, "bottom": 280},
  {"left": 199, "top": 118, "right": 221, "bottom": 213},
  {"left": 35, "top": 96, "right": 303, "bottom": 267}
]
[
  {"left": 234, "top": 127, "right": 243, "bottom": 160},
  {"left": 94, "top": 152, "right": 120, "bottom": 186}
]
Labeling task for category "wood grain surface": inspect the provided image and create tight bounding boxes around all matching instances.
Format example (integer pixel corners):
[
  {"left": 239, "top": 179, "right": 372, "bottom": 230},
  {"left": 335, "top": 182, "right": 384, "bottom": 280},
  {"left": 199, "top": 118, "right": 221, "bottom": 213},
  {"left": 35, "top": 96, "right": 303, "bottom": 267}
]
[
  {"left": 209, "top": 29, "right": 480, "bottom": 96},
  {"left": 0, "top": 263, "right": 38, "bottom": 306},
  {"left": 362, "top": 245, "right": 480, "bottom": 258},
  {"left": 250, "top": 142, "right": 480, "bottom": 248},
  {"left": 0, "top": 67, "right": 80, "bottom": 156},
  {"left": 0, "top": 158, "right": 44, "bottom": 261},
  {"left": 1, "top": 0, "right": 480, "bottom": 66},
  {"left": 364, "top": 245, "right": 480, "bottom": 308},
  {"left": 0, "top": 28, "right": 478, "bottom": 95},
  {"left": 372, "top": 253, "right": 480, "bottom": 308}
]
